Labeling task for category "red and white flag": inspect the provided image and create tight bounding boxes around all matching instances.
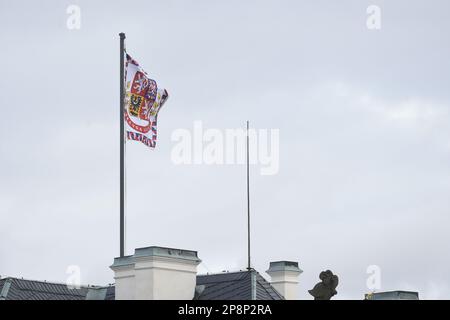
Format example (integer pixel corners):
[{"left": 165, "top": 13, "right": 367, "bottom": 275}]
[{"left": 124, "top": 54, "right": 169, "bottom": 148}]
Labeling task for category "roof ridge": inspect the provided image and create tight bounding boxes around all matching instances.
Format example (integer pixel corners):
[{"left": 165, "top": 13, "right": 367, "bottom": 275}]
[
  {"left": 197, "top": 270, "right": 250, "bottom": 277},
  {"left": 5, "top": 276, "right": 97, "bottom": 289},
  {"left": 254, "top": 272, "right": 285, "bottom": 300}
]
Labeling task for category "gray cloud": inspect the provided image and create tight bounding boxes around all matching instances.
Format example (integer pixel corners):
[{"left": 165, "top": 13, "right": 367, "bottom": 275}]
[{"left": 0, "top": 0, "right": 449, "bottom": 299}]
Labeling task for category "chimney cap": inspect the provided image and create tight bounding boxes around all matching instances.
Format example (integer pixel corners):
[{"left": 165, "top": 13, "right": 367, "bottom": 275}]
[
  {"left": 267, "top": 261, "right": 302, "bottom": 273},
  {"left": 111, "top": 255, "right": 134, "bottom": 268},
  {"left": 134, "top": 246, "right": 200, "bottom": 261},
  {"left": 111, "top": 246, "right": 201, "bottom": 268}
]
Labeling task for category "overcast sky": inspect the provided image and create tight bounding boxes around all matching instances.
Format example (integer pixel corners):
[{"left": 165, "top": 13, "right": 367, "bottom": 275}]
[{"left": 1, "top": 0, "right": 450, "bottom": 300}]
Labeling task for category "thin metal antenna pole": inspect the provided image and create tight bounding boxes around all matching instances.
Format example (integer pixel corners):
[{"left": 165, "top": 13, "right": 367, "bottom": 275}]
[{"left": 246, "top": 120, "right": 251, "bottom": 270}]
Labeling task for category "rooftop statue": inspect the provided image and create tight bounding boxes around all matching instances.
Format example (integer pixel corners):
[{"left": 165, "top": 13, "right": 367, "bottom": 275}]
[{"left": 309, "top": 270, "right": 339, "bottom": 300}]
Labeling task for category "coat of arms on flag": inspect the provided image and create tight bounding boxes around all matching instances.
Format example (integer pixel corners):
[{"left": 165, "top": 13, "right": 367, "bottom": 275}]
[{"left": 124, "top": 53, "right": 169, "bottom": 148}]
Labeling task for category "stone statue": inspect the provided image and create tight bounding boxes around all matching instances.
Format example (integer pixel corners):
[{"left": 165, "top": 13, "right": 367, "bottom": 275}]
[{"left": 308, "top": 270, "right": 339, "bottom": 300}]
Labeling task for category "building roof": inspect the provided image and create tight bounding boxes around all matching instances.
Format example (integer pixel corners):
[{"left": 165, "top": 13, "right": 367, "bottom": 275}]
[
  {"left": 0, "top": 277, "right": 114, "bottom": 300},
  {"left": 195, "top": 270, "right": 284, "bottom": 300},
  {"left": 0, "top": 270, "right": 283, "bottom": 300},
  {"left": 365, "top": 290, "right": 419, "bottom": 300}
]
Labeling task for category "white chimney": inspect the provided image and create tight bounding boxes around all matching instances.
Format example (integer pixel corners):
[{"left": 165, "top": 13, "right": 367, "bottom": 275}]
[
  {"left": 266, "top": 261, "right": 302, "bottom": 300},
  {"left": 110, "top": 255, "right": 135, "bottom": 300},
  {"left": 110, "top": 246, "right": 201, "bottom": 300}
]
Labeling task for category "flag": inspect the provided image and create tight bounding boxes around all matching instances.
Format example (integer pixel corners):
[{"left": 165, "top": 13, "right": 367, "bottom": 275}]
[{"left": 124, "top": 53, "right": 169, "bottom": 148}]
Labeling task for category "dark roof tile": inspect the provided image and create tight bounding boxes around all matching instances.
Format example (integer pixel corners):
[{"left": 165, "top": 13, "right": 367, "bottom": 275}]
[
  {"left": 195, "top": 270, "right": 284, "bottom": 300},
  {"left": 0, "top": 278, "right": 88, "bottom": 300}
]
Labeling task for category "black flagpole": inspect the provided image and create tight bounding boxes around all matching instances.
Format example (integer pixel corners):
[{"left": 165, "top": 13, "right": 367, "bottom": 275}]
[
  {"left": 246, "top": 120, "right": 251, "bottom": 270},
  {"left": 119, "top": 32, "right": 126, "bottom": 257}
]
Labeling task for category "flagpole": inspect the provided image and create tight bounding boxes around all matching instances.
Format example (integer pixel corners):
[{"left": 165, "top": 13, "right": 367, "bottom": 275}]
[
  {"left": 246, "top": 120, "right": 251, "bottom": 270},
  {"left": 119, "top": 32, "right": 126, "bottom": 257}
]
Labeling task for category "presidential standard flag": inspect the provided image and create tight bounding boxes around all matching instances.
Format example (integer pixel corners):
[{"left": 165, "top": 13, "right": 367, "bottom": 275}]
[{"left": 124, "top": 53, "right": 169, "bottom": 148}]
